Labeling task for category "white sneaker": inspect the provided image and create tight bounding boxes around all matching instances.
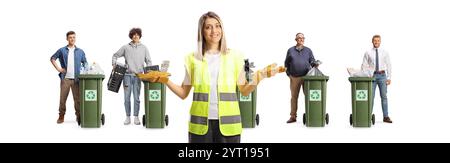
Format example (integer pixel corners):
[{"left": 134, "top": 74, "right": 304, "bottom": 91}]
[
  {"left": 134, "top": 116, "right": 141, "bottom": 125},
  {"left": 124, "top": 116, "right": 131, "bottom": 125}
]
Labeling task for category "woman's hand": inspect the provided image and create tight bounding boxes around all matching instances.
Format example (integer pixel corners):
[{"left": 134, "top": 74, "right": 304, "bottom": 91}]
[
  {"left": 239, "top": 63, "right": 286, "bottom": 96},
  {"left": 254, "top": 63, "right": 286, "bottom": 84},
  {"left": 136, "top": 71, "right": 171, "bottom": 84}
]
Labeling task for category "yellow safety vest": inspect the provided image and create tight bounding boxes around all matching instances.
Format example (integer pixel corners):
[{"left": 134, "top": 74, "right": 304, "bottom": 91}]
[{"left": 185, "top": 49, "right": 244, "bottom": 136}]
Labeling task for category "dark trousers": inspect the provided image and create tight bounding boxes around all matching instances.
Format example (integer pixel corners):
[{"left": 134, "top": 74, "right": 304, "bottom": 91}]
[{"left": 189, "top": 120, "right": 241, "bottom": 143}]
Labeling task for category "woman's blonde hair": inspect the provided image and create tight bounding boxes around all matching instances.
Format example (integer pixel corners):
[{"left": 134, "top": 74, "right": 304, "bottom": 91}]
[{"left": 195, "top": 11, "right": 228, "bottom": 60}]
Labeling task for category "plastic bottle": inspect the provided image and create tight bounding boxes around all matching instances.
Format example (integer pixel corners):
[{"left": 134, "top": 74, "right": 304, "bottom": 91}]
[{"left": 83, "top": 62, "right": 89, "bottom": 74}]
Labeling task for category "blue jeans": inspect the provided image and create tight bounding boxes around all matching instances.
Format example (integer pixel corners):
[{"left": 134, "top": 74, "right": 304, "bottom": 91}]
[
  {"left": 123, "top": 74, "right": 141, "bottom": 116},
  {"left": 372, "top": 73, "right": 389, "bottom": 117}
]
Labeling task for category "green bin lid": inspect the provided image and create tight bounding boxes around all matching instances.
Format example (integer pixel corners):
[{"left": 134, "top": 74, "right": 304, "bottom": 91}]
[
  {"left": 78, "top": 74, "right": 105, "bottom": 79},
  {"left": 302, "top": 76, "right": 329, "bottom": 81},
  {"left": 348, "top": 77, "right": 374, "bottom": 82}
]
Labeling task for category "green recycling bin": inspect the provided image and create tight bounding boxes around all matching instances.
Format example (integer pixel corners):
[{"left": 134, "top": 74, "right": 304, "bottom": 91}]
[
  {"left": 302, "top": 76, "right": 329, "bottom": 127},
  {"left": 143, "top": 81, "right": 168, "bottom": 128},
  {"left": 78, "top": 74, "right": 105, "bottom": 128},
  {"left": 349, "top": 77, "right": 375, "bottom": 127},
  {"left": 237, "top": 89, "right": 258, "bottom": 128}
]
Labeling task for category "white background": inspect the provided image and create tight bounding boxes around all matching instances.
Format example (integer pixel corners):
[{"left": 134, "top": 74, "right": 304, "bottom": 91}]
[{"left": 0, "top": 0, "right": 449, "bottom": 142}]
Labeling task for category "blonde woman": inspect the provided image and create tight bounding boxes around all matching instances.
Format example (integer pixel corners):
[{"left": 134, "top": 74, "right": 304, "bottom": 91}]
[{"left": 153, "top": 11, "right": 282, "bottom": 143}]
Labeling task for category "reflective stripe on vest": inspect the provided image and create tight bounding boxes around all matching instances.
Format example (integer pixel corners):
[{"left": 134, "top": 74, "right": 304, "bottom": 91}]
[
  {"left": 220, "top": 115, "right": 241, "bottom": 124},
  {"left": 191, "top": 115, "right": 208, "bottom": 125},
  {"left": 219, "top": 93, "right": 238, "bottom": 101},
  {"left": 193, "top": 93, "right": 209, "bottom": 102}
]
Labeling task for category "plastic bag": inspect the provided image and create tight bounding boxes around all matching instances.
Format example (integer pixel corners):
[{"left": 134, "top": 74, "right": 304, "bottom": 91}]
[
  {"left": 347, "top": 68, "right": 372, "bottom": 77},
  {"left": 82, "top": 62, "right": 104, "bottom": 75},
  {"left": 306, "top": 60, "right": 324, "bottom": 76},
  {"left": 306, "top": 67, "right": 324, "bottom": 76}
]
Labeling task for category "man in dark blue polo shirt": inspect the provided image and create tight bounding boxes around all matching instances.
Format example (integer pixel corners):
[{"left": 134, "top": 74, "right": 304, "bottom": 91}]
[{"left": 284, "top": 33, "right": 317, "bottom": 123}]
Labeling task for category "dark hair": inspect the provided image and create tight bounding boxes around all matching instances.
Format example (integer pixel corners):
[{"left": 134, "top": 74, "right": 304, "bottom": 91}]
[
  {"left": 66, "top": 31, "right": 76, "bottom": 38},
  {"left": 129, "top": 28, "right": 142, "bottom": 39}
]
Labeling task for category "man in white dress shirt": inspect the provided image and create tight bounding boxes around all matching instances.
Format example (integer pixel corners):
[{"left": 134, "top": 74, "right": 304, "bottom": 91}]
[{"left": 361, "top": 35, "right": 392, "bottom": 123}]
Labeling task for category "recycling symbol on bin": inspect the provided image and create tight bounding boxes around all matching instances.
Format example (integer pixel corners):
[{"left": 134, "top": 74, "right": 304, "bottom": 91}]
[
  {"left": 356, "top": 90, "right": 368, "bottom": 101},
  {"left": 149, "top": 90, "right": 161, "bottom": 101},
  {"left": 85, "top": 90, "right": 97, "bottom": 101},
  {"left": 310, "top": 90, "right": 321, "bottom": 101},
  {"left": 240, "top": 93, "right": 252, "bottom": 102}
]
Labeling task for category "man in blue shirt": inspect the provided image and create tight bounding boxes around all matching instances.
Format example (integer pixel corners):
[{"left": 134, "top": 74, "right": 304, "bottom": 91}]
[
  {"left": 50, "top": 31, "right": 88, "bottom": 124},
  {"left": 284, "top": 33, "right": 317, "bottom": 123}
]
